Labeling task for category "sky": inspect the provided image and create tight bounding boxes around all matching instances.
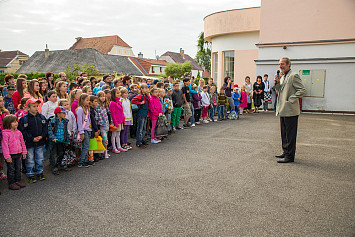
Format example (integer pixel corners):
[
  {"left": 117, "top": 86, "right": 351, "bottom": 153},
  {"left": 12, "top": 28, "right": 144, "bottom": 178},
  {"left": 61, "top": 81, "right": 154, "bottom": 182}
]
[{"left": 0, "top": 0, "right": 260, "bottom": 59}]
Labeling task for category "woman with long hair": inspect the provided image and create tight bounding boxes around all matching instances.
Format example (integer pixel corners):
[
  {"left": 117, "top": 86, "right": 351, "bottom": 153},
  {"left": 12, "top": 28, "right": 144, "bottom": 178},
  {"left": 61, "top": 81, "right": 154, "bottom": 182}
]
[
  {"left": 12, "top": 75, "right": 28, "bottom": 111},
  {"left": 55, "top": 81, "right": 68, "bottom": 101},
  {"left": 25, "top": 79, "right": 44, "bottom": 113},
  {"left": 253, "top": 76, "right": 265, "bottom": 113},
  {"left": 45, "top": 72, "right": 55, "bottom": 91},
  {"left": 39, "top": 81, "right": 48, "bottom": 102}
]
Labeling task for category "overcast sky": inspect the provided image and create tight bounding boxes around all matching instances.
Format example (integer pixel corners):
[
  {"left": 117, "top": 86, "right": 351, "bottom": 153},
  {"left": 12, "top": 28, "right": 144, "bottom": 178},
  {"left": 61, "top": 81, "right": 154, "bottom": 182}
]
[{"left": 0, "top": 0, "right": 260, "bottom": 59}]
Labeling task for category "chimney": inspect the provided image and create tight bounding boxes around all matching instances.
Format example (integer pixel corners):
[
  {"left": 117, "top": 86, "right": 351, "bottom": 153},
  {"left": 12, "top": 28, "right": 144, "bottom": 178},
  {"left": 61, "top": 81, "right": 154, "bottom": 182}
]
[
  {"left": 180, "top": 48, "right": 184, "bottom": 58},
  {"left": 44, "top": 44, "right": 50, "bottom": 58},
  {"left": 138, "top": 52, "right": 143, "bottom": 59}
]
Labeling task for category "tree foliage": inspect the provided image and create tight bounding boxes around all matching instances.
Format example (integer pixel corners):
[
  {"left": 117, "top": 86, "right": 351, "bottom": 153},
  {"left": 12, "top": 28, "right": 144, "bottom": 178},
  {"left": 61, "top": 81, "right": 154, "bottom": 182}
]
[
  {"left": 195, "top": 32, "right": 211, "bottom": 73},
  {"left": 163, "top": 61, "right": 192, "bottom": 79},
  {"left": 64, "top": 64, "right": 100, "bottom": 81}
]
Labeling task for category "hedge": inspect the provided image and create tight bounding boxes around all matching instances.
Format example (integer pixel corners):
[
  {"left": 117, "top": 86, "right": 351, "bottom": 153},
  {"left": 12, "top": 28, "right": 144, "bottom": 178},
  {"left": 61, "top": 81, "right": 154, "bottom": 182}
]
[{"left": 0, "top": 72, "right": 60, "bottom": 85}]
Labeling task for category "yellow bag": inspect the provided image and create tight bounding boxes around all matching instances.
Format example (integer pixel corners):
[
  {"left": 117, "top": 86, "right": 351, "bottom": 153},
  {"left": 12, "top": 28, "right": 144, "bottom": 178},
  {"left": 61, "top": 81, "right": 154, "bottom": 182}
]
[{"left": 95, "top": 136, "right": 106, "bottom": 151}]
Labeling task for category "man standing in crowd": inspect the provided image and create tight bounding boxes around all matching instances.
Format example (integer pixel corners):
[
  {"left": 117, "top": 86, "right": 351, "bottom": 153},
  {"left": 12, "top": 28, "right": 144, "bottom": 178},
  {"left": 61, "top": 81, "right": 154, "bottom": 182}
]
[{"left": 274, "top": 57, "right": 306, "bottom": 163}]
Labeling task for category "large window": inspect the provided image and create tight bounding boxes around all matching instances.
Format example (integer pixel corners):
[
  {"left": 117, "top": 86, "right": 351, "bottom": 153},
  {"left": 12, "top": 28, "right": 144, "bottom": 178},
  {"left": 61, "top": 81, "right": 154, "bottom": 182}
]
[
  {"left": 213, "top": 53, "right": 218, "bottom": 82},
  {"left": 223, "top": 51, "right": 234, "bottom": 81}
]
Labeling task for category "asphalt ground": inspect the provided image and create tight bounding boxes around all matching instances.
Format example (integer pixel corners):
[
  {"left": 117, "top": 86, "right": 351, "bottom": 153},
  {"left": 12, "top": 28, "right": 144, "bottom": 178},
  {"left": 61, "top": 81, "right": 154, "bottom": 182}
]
[{"left": 0, "top": 112, "right": 354, "bottom": 236}]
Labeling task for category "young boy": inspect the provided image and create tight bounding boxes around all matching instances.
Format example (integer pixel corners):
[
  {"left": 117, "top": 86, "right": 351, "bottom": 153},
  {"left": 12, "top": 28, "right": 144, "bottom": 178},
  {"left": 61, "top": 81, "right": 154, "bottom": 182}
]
[
  {"left": 4, "top": 85, "right": 16, "bottom": 114},
  {"left": 209, "top": 86, "right": 218, "bottom": 122},
  {"left": 41, "top": 90, "right": 58, "bottom": 119},
  {"left": 181, "top": 78, "right": 192, "bottom": 128},
  {"left": 232, "top": 87, "right": 240, "bottom": 119},
  {"left": 218, "top": 87, "right": 227, "bottom": 121},
  {"left": 89, "top": 95, "right": 100, "bottom": 163},
  {"left": 131, "top": 83, "right": 150, "bottom": 148},
  {"left": 164, "top": 87, "right": 173, "bottom": 134},
  {"left": 18, "top": 99, "right": 47, "bottom": 183},
  {"left": 171, "top": 82, "right": 184, "bottom": 130},
  {"left": 3, "top": 74, "right": 16, "bottom": 97},
  {"left": 48, "top": 106, "right": 70, "bottom": 175},
  {"left": 128, "top": 84, "right": 139, "bottom": 100}
]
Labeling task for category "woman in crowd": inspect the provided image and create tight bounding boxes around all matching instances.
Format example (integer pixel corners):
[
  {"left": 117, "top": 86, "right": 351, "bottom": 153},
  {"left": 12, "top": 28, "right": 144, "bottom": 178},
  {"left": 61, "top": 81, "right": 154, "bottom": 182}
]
[{"left": 253, "top": 76, "right": 265, "bottom": 113}]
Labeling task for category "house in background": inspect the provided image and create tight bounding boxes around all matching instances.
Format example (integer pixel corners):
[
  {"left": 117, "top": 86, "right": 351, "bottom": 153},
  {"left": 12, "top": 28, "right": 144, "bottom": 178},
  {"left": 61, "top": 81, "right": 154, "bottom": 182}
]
[
  {"left": 17, "top": 47, "right": 142, "bottom": 76},
  {"left": 0, "top": 50, "right": 29, "bottom": 73},
  {"left": 69, "top": 35, "right": 134, "bottom": 56},
  {"left": 159, "top": 49, "right": 203, "bottom": 78},
  {"left": 129, "top": 52, "right": 168, "bottom": 77}
]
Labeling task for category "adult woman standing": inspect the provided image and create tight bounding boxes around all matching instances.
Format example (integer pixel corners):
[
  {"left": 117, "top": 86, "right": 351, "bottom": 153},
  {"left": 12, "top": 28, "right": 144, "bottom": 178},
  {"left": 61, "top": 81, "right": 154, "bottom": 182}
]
[
  {"left": 24, "top": 79, "right": 44, "bottom": 113},
  {"left": 223, "top": 76, "right": 234, "bottom": 114},
  {"left": 12, "top": 76, "right": 27, "bottom": 111},
  {"left": 244, "top": 76, "right": 253, "bottom": 113},
  {"left": 253, "top": 76, "right": 265, "bottom": 113},
  {"left": 45, "top": 72, "right": 55, "bottom": 91}
]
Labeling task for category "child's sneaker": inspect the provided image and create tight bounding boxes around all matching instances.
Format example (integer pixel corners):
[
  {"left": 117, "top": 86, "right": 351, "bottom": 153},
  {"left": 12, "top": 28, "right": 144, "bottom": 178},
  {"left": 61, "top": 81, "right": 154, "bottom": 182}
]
[
  {"left": 151, "top": 139, "right": 159, "bottom": 144},
  {"left": 112, "top": 148, "right": 120, "bottom": 154},
  {"left": 37, "top": 173, "right": 46, "bottom": 181},
  {"left": 78, "top": 162, "right": 89, "bottom": 168},
  {"left": 176, "top": 126, "right": 183, "bottom": 130},
  {"left": 27, "top": 176, "right": 37, "bottom": 183},
  {"left": 183, "top": 124, "right": 189, "bottom": 128},
  {"left": 203, "top": 120, "right": 209, "bottom": 124},
  {"left": 15, "top": 182, "right": 26, "bottom": 188},
  {"left": 87, "top": 161, "right": 95, "bottom": 166},
  {"left": 117, "top": 147, "right": 128, "bottom": 152},
  {"left": 8, "top": 183, "right": 20, "bottom": 190},
  {"left": 154, "top": 138, "right": 161, "bottom": 143}
]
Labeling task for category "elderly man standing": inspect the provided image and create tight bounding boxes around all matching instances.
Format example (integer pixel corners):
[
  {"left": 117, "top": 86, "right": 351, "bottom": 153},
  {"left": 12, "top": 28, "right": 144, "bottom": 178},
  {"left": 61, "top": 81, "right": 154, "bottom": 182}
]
[{"left": 274, "top": 57, "right": 306, "bottom": 163}]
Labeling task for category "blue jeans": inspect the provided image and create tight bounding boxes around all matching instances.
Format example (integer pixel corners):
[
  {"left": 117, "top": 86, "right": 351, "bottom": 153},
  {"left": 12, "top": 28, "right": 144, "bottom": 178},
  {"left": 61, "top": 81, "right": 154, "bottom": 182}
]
[
  {"left": 190, "top": 103, "right": 195, "bottom": 125},
  {"left": 263, "top": 100, "right": 269, "bottom": 110},
  {"left": 234, "top": 106, "right": 239, "bottom": 115},
  {"left": 210, "top": 105, "right": 217, "bottom": 121},
  {"left": 80, "top": 130, "right": 90, "bottom": 163},
  {"left": 218, "top": 106, "right": 225, "bottom": 119},
  {"left": 136, "top": 115, "right": 147, "bottom": 145},
  {"left": 26, "top": 145, "right": 45, "bottom": 177}
]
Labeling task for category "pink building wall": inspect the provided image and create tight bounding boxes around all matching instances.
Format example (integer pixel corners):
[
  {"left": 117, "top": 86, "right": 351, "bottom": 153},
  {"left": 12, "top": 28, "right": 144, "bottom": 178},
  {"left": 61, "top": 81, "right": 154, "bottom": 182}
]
[{"left": 234, "top": 49, "right": 259, "bottom": 86}]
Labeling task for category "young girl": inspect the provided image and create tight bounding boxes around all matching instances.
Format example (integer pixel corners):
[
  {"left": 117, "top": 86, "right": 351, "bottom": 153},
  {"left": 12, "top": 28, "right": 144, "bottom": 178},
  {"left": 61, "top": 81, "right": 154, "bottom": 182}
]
[
  {"left": 96, "top": 91, "right": 110, "bottom": 158},
  {"left": 82, "top": 86, "right": 92, "bottom": 95},
  {"left": 39, "top": 81, "right": 48, "bottom": 102},
  {"left": 76, "top": 93, "right": 92, "bottom": 168},
  {"left": 46, "top": 72, "right": 55, "bottom": 91},
  {"left": 120, "top": 88, "right": 133, "bottom": 150},
  {"left": 55, "top": 81, "right": 69, "bottom": 101},
  {"left": 24, "top": 79, "right": 44, "bottom": 113},
  {"left": 148, "top": 88, "right": 163, "bottom": 144},
  {"left": 109, "top": 88, "right": 127, "bottom": 153},
  {"left": 192, "top": 85, "right": 202, "bottom": 125},
  {"left": 0, "top": 97, "right": 9, "bottom": 180},
  {"left": 239, "top": 85, "right": 248, "bottom": 115},
  {"left": 201, "top": 85, "right": 211, "bottom": 123},
  {"left": 1, "top": 115, "right": 27, "bottom": 190},
  {"left": 69, "top": 89, "right": 82, "bottom": 118},
  {"left": 58, "top": 99, "right": 77, "bottom": 139},
  {"left": 15, "top": 97, "right": 30, "bottom": 119},
  {"left": 12, "top": 77, "right": 27, "bottom": 111}
]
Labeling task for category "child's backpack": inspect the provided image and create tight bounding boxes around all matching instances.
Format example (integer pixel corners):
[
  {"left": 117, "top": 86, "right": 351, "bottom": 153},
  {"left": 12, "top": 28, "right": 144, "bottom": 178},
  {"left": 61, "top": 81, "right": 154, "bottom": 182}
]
[
  {"left": 228, "top": 111, "right": 238, "bottom": 120},
  {"left": 155, "top": 115, "right": 168, "bottom": 138}
]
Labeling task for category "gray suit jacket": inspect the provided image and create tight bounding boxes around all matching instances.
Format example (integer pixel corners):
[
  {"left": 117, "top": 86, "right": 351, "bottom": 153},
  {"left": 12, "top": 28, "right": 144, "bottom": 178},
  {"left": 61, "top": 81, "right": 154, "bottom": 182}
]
[{"left": 275, "top": 70, "right": 306, "bottom": 117}]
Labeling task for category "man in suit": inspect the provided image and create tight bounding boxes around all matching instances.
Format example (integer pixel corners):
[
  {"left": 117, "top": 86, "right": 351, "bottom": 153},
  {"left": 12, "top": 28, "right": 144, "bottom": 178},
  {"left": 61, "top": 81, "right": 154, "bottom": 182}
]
[{"left": 274, "top": 57, "right": 306, "bottom": 163}]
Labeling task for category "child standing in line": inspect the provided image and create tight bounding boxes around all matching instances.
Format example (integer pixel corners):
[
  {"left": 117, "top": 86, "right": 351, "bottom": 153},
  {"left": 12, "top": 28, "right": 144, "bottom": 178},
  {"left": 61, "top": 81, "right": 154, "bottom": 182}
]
[
  {"left": 218, "top": 87, "right": 227, "bottom": 120},
  {"left": 1, "top": 115, "right": 27, "bottom": 190},
  {"left": 89, "top": 95, "right": 100, "bottom": 163},
  {"left": 171, "top": 82, "right": 183, "bottom": 130},
  {"left": 0, "top": 97, "right": 10, "bottom": 180},
  {"left": 148, "top": 88, "right": 163, "bottom": 144},
  {"left": 48, "top": 107, "right": 70, "bottom": 175},
  {"left": 232, "top": 87, "right": 240, "bottom": 120},
  {"left": 201, "top": 85, "right": 211, "bottom": 124},
  {"left": 239, "top": 85, "right": 248, "bottom": 115},
  {"left": 58, "top": 99, "right": 77, "bottom": 139},
  {"left": 109, "top": 88, "right": 128, "bottom": 153},
  {"left": 41, "top": 90, "right": 58, "bottom": 119},
  {"left": 69, "top": 89, "right": 82, "bottom": 118},
  {"left": 164, "top": 87, "right": 173, "bottom": 134},
  {"left": 95, "top": 91, "right": 110, "bottom": 158},
  {"left": 120, "top": 88, "right": 133, "bottom": 150},
  {"left": 15, "top": 97, "right": 30, "bottom": 119},
  {"left": 76, "top": 93, "right": 92, "bottom": 168},
  {"left": 192, "top": 85, "right": 202, "bottom": 125},
  {"left": 4, "top": 85, "right": 16, "bottom": 114},
  {"left": 18, "top": 99, "right": 47, "bottom": 183},
  {"left": 131, "top": 84, "right": 150, "bottom": 148},
  {"left": 209, "top": 86, "right": 218, "bottom": 122}
]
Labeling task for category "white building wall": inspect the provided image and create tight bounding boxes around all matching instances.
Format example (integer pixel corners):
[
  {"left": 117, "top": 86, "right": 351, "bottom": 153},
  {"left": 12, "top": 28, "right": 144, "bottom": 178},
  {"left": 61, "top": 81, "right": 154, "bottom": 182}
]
[{"left": 211, "top": 31, "right": 259, "bottom": 53}]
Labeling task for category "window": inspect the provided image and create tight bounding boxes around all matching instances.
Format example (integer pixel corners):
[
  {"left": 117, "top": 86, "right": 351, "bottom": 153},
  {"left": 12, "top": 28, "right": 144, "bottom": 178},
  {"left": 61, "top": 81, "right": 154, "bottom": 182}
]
[
  {"left": 152, "top": 67, "right": 155, "bottom": 73},
  {"left": 213, "top": 53, "right": 218, "bottom": 82},
  {"left": 19, "top": 60, "right": 25, "bottom": 65},
  {"left": 0, "top": 70, "right": 4, "bottom": 73},
  {"left": 223, "top": 51, "right": 234, "bottom": 81}
]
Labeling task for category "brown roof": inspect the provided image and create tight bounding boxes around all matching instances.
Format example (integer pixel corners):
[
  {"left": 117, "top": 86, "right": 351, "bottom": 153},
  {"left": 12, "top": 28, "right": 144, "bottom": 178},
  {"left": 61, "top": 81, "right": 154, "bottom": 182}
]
[
  {"left": 202, "top": 70, "right": 211, "bottom": 78},
  {"left": 128, "top": 57, "right": 168, "bottom": 76},
  {"left": 0, "top": 50, "right": 28, "bottom": 67},
  {"left": 143, "top": 58, "right": 168, "bottom": 66},
  {"left": 160, "top": 51, "right": 203, "bottom": 71},
  {"left": 69, "top": 35, "right": 132, "bottom": 54}
]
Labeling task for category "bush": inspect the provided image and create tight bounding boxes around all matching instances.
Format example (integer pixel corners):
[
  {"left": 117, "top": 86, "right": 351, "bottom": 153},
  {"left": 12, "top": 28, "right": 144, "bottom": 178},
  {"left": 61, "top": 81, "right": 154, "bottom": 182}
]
[{"left": 0, "top": 72, "right": 59, "bottom": 85}]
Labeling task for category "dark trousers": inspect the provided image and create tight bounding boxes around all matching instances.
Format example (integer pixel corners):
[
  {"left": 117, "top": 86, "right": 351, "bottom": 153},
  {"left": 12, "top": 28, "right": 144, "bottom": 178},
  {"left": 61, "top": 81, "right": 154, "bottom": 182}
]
[
  {"left": 194, "top": 108, "right": 201, "bottom": 122},
  {"left": 50, "top": 142, "right": 65, "bottom": 170},
  {"left": 6, "top": 153, "right": 22, "bottom": 186},
  {"left": 280, "top": 116, "right": 299, "bottom": 160}
]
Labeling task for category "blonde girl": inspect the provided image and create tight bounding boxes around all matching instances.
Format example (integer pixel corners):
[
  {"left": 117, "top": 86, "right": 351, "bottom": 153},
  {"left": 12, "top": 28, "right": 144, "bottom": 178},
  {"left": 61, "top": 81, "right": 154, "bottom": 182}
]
[
  {"left": 108, "top": 88, "right": 127, "bottom": 153},
  {"left": 55, "top": 81, "right": 68, "bottom": 100},
  {"left": 76, "top": 93, "right": 91, "bottom": 167},
  {"left": 15, "top": 97, "right": 30, "bottom": 119},
  {"left": 95, "top": 91, "right": 110, "bottom": 158},
  {"left": 25, "top": 79, "right": 43, "bottom": 113},
  {"left": 69, "top": 89, "right": 82, "bottom": 118},
  {"left": 120, "top": 88, "right": 133, "bottom": 150},
  {"left": 82, "top": 86, "right": 92, "bottom": 95}
]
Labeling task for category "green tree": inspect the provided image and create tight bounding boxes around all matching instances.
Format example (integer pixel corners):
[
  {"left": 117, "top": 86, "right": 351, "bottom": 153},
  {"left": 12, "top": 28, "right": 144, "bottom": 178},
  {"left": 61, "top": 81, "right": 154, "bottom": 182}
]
[
  {"left": 195, "top": 32, "right": 211, "bottom": 73},
  {"left": 163, "top": 61, "right": 192, "bottom": 78},
  {"left": 64, "top": 64, "right": 100, "bottom": 81}
]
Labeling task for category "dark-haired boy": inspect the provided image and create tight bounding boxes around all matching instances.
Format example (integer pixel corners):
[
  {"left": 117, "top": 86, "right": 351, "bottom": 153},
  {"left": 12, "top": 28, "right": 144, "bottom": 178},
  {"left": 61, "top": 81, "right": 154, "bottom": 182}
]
[{"left": 4, "top": 85, "right": 16, "bottom": 114}]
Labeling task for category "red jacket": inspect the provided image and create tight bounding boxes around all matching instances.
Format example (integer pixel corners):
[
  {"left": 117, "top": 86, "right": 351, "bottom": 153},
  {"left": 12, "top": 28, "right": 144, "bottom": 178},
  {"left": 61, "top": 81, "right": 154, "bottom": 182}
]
[{"left": 12, "top": 91, "right": 21, "bottom": 111}]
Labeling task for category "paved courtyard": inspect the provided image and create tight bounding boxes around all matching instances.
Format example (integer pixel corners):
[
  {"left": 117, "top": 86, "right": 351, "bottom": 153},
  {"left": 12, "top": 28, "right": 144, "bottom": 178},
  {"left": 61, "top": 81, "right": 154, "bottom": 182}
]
[{"left": 0, "top": 113, "right": 354, "bottom": 236}]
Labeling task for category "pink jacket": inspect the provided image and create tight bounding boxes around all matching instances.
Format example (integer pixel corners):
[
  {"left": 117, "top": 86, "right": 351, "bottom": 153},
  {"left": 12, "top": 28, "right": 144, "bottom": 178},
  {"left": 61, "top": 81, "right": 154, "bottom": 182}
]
[
  {"left": 71, "top": 99, "right": 79, "bottom": 118},
  {"left": 1, "top": 129, "right": 27, "bottom": 159},
  {"left": 148, "top": 96, "right": 163, "bottom": 120},
  {"left": 239, "top": 91, "right": 247, "bottom": 108},
  {"left": 109, "top": 98, "right": 125, "bottom": 126}
]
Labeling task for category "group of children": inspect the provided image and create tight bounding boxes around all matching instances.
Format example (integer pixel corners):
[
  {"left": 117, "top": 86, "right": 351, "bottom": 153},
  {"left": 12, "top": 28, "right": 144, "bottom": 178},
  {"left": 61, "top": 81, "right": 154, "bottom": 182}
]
[{"left": 0, "top": 72, "right": 246, "bottom": 191}]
